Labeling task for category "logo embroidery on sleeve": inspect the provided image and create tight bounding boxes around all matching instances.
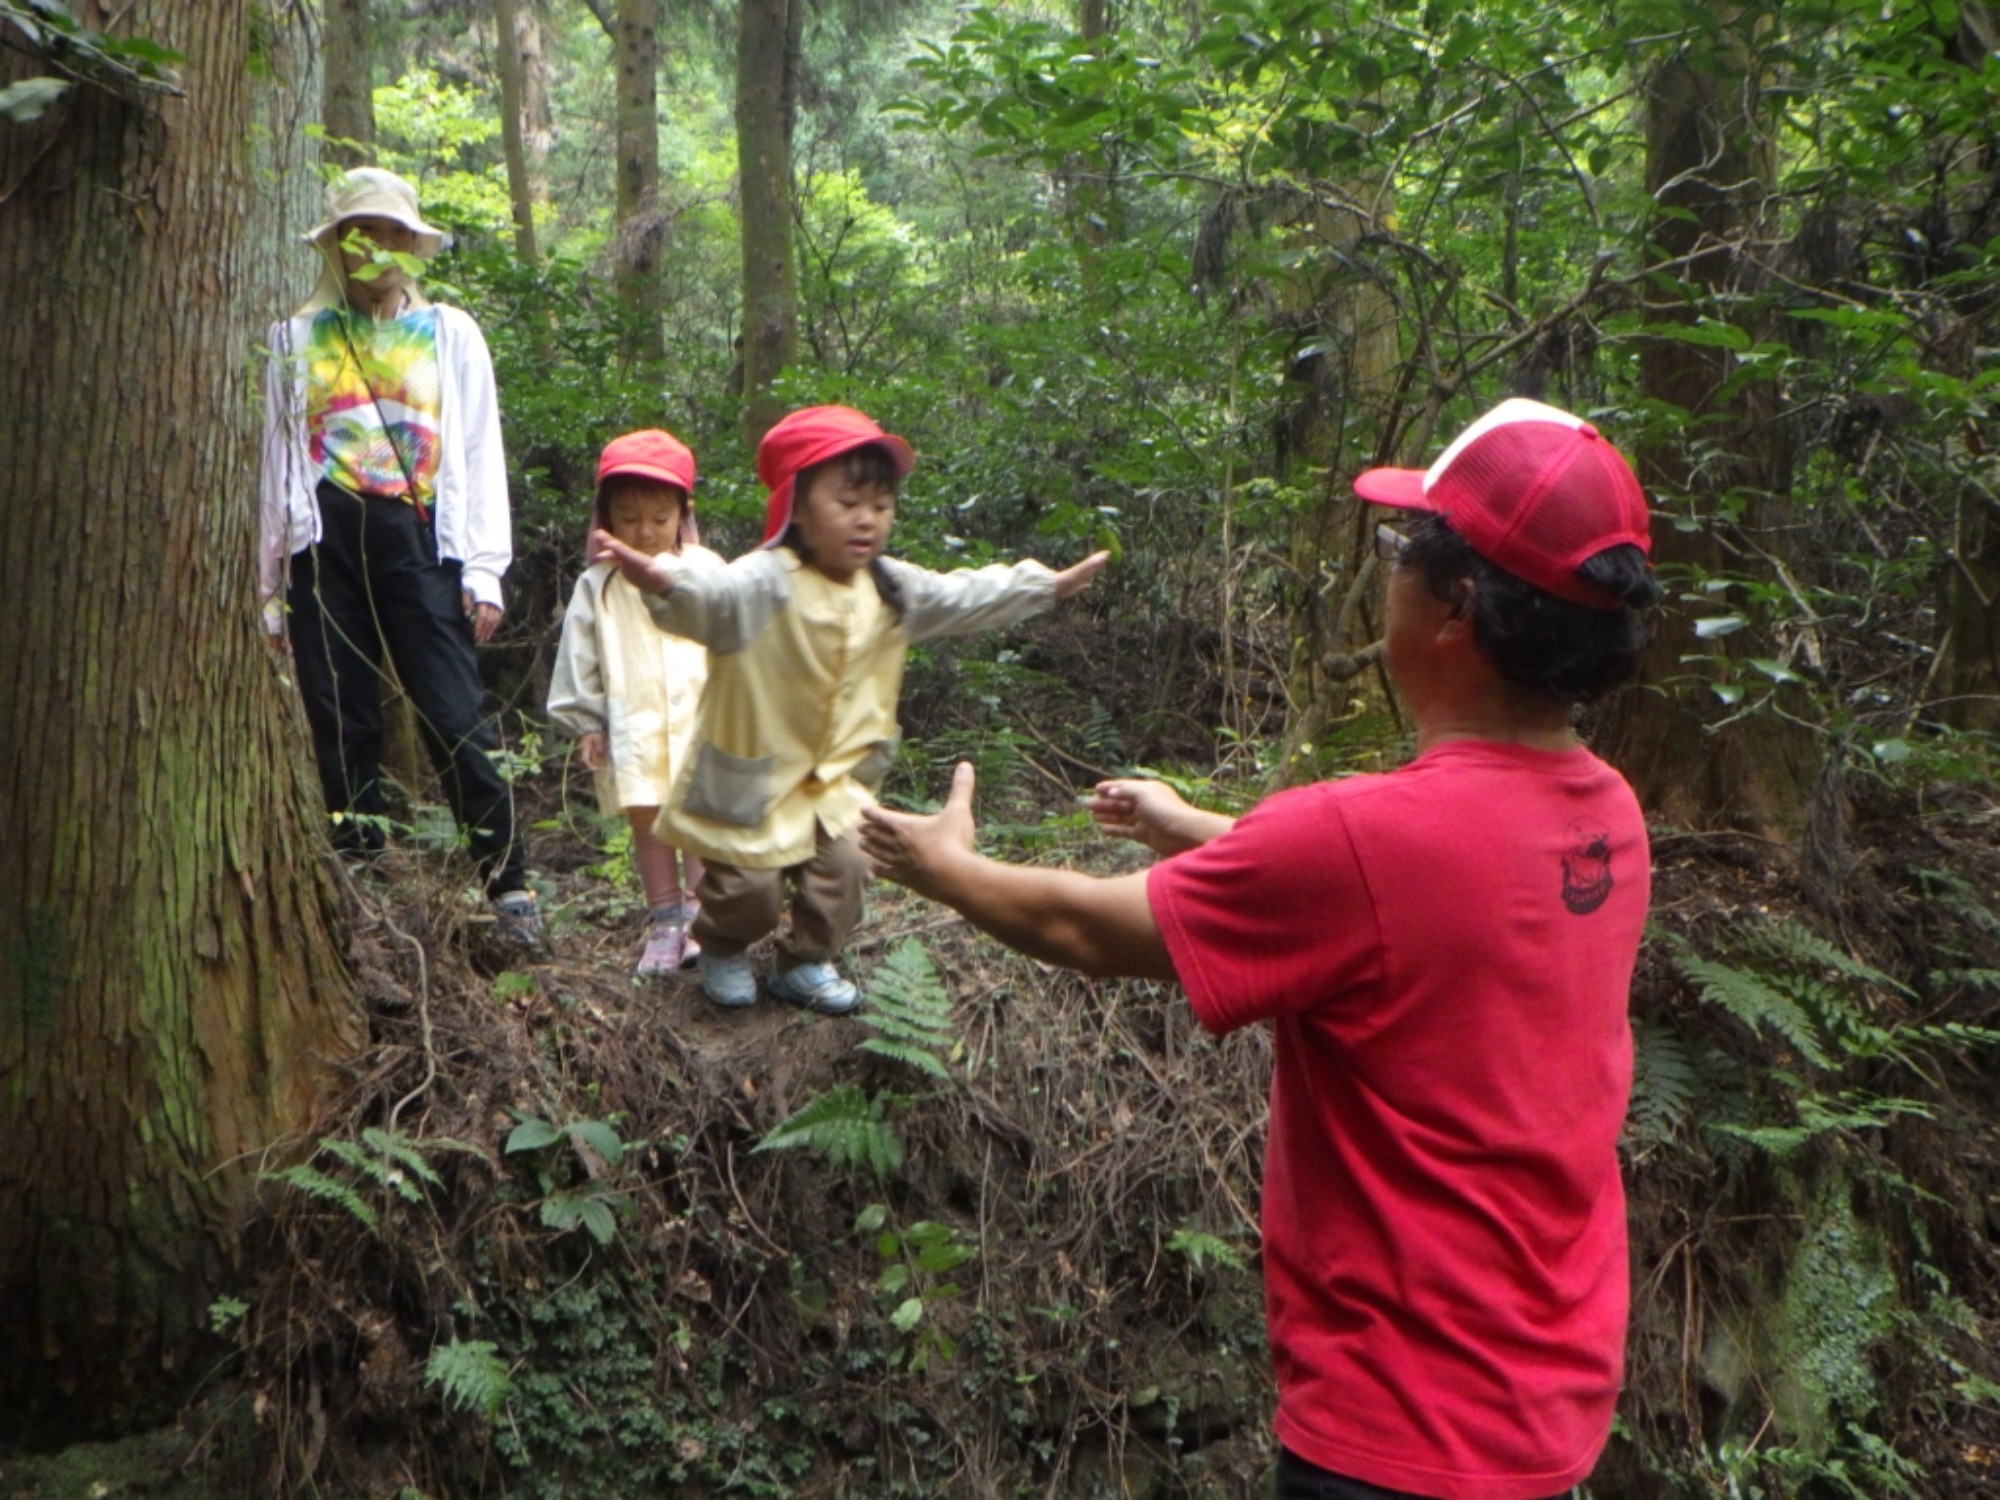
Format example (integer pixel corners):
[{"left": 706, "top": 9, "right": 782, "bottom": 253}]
[{"left": 1560, "top": 819, "right": 1614, "bottom": 915}]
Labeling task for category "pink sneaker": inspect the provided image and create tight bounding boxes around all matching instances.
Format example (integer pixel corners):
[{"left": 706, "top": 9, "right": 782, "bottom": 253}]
[
  {"left": 636, "top": 912, "right": 688, "bottom": 978},
  {"left": 678, "top": 899, "right": 701, "bottom": 969}
]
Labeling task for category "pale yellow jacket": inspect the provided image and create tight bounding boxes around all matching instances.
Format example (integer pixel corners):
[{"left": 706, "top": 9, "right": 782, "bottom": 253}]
[{"left": 645, "top": 547, "right": 1058, "bottom": 868}]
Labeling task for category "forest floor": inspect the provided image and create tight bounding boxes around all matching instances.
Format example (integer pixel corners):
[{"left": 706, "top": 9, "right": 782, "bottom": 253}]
[{"left": 7, "top": 614, "right": 2000, "bottom": 1499}]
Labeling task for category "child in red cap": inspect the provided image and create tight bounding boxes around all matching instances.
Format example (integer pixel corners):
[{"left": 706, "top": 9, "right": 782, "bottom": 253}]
[
  {"left": 589, "top": 404, "right": 1108, "bottom": 1013},
  {"left": 549, "top": 430, "right": 722, "bottom": 977}
]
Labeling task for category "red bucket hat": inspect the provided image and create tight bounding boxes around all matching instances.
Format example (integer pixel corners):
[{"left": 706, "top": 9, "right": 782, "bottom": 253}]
[
  {"left": 598, "top": 428, "right": 696, "bottom": 496},
  {"left": 1352, "top": 398, "right": 1652, "bottom": 610},
  {"left": 754, "top": 406, "right": 915, "bottom": 548},
  {"left": 595, "top": 428, "right": 698, "bottom": 544}
]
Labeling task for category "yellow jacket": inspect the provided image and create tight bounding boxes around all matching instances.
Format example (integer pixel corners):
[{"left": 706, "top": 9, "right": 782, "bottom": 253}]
[{"left": 646, "top": 547, "right": 1057, "bottom": 868}]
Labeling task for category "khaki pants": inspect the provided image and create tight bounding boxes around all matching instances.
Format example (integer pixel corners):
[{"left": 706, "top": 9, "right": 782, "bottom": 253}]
[{"left": 690, "top": 826, "right": 868, "bottom": 966}]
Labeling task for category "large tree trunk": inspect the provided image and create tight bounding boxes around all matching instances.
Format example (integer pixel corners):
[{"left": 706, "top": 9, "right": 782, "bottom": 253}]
[
  {"left": 1598, "top": 11, "right": 1811, "bottom": 829},
  {"left": 322, "top": 0, "right": 376, "bottom": 166},
  {"left": 1933, "top": 0, "right": 2000, "bottom": 732},
  {"left": 738, "top": 0, "right": 802, "bottom": 445},
  {"left": 0, "top": 0, "right": 361, "bottom": 1442},
  {"left": 1274, "top": 186, "right": 1401, "bottom": 784},
  {"left": 614, "top": 0, "right": 666, "bottom": 372}
]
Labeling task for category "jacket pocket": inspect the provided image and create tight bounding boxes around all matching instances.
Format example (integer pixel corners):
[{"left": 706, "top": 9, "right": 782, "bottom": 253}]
[
  {"left": 851, "top": 731, "right": 902, "bottom": 791},
  {"left": 681, "top": 742, "right": 775, "bottom": 828}
]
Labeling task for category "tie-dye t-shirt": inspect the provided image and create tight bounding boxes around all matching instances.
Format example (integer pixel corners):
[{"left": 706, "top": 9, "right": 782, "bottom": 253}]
[{"left": 305, "top": 306, "right": 443, "bottom": 504}]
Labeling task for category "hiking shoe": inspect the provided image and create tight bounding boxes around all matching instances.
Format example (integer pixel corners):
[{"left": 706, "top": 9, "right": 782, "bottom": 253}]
[
  {"left": 768, "top": 961, "right": 860, "bottom": 1016},
  {"left": 636, "top": 910, "right": 689, "bottom": 978},
  {"left": 492, "top": 889, "right": 547, "bottom": 952},
  {"left": 698, "top": 949, "right": 758, "bottom": 1009}
]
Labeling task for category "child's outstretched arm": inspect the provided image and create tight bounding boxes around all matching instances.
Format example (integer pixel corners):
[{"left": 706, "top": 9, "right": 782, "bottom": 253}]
[
  {"left": 1053, "top": 550, "right": 1110, "bottom": 598},
  {"left": 588, "top": 528, "right": 679, "bottom": 594}
]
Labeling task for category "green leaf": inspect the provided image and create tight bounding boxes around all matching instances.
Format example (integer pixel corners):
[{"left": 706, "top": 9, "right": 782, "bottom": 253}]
[
  {"left": 566, "top": 1119, "right": 626, "bottom": 1167},
  {"left": 1643, "top": 319, "right": 1752, "bottom": 352},
  {"left": 1747, "top": 658, "right": 1802, "bottom": 684},
  {"left": 890, "top": 1297, "right": 926, "bottom": 1333},
  {"left": 505, "top": 1118, "right": 561, "bottom": 1154},
  {"left": 1693, "top": 616, "right": 1747, "bottom": 639},
  {"left": 577, "top": 1198, "right": 618, "bottom": 1245},
  {"left": 0, "top": 77, "right": 69, "bottom": 122}
]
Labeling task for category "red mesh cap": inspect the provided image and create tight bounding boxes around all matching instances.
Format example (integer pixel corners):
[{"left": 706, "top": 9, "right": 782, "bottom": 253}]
[
  {"left": 1352, "top": 399, "right": 1652, "bottom": 609},
  {"left": 597, "top": 429, "right": 696, "bottom": 497},
  {"left": 754, "top": 406, "right": 915, "bottom": 548}
]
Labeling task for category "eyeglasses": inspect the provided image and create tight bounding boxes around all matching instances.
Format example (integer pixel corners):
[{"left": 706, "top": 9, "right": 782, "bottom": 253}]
[{"left": 1374, "top": 523, "right": 1410, "bottom": 564}]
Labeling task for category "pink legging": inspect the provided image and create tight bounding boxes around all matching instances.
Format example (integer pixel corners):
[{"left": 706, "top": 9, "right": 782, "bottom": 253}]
[{"left": 627, "top": 807, "right": 703, "bottom": 912}]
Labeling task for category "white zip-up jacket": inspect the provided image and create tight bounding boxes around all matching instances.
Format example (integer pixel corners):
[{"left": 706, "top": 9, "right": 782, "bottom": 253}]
[{"left": 258, "top": 297, "right": 512, "bottom": 631}]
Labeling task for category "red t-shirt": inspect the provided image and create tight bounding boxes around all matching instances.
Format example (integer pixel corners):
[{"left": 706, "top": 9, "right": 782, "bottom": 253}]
[{"left": 1148, "top": 740, "right": 1646, "bottom": 1500}]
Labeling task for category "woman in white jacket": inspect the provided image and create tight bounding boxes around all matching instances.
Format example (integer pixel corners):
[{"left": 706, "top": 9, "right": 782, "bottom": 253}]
[{"left": 259, "top": 167, "right": 539, "bottom": 944}]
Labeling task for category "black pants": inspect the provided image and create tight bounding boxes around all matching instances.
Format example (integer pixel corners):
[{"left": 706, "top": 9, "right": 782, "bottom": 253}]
[
  {"left": 1276, "top": 1447, "right": 1570, "bottom": 1500},
  {"left": 287, "top": 481, "right": 525, "bottom": 896}
]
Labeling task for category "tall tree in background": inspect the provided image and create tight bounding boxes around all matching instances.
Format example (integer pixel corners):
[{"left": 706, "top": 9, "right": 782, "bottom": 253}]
[
  {"left": 1933, "top": 0, "right": 2000, "bottom": 733},
  {"left": 613, "top": 0, "right": 666, "bottom": 372},
  {"left": 494, "top": 0, "right": 550, "bottom": 263},
  {"left": 0, "top": 0, "right": 360, "bottom": 1440},
  {"left": 1602, "top": 8, "right": 1805, "bottom": 827},
  {"left": 323, "top": 0, "right": 376, "bottom": 165},
  {"left": 737, "top": 0, "right": 803, "bottom": 444}
]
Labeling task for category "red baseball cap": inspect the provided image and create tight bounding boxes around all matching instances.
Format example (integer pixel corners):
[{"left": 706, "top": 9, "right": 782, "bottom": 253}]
[
  {"left": 755, "top": 406, "right": 915, "bottom": 548},
  {"left": 1353, "top": 399, "right": 1652, "bottom": 610},
  {"left": 597, "top": 429, "right": 696, "bottom": 497}
]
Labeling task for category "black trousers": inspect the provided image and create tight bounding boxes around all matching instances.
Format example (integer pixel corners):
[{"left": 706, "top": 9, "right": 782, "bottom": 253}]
[
  {"left": 1276, "top": 1447, "right": 1570, "bottom": 1500},
  {"left": 287, "top": 481, "right": 525, "bottom": 896}
]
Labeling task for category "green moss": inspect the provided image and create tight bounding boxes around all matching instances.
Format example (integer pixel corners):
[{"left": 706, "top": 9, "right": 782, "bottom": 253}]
[{"left": 1769, "top": 1176, "right": 1899, "bottom": 1448}]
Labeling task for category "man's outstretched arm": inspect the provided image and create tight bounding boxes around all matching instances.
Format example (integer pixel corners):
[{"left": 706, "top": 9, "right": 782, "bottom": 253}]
[{"left": 860, "top": 762, "right": 1177, "bottom": 981}]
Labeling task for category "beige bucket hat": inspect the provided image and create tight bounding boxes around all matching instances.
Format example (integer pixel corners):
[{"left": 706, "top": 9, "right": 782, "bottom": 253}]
[{"left": 304, "top": 167, "right": 450, "bottom": 258}]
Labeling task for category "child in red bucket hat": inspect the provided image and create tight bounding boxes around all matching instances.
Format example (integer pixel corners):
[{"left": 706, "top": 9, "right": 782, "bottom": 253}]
[
  {"left": 549, "top": 430, "right": 722, "bottom": 978},
  {"left": 589, "top": 404, "right": 1108, "bottom": 1014}
]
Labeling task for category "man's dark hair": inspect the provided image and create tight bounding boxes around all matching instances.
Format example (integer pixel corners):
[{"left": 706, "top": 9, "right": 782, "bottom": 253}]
[
  {"left": 781, "top": 443, "right": 906, "bottom": 620},
  {"left": 1401, "top": 515, "right": 1660, "bottom": 705}
]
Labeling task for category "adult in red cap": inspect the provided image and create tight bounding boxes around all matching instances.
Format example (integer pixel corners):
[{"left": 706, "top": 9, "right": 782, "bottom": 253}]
[
  {"left": 551, "top": 428, "right": 717, "bottom": 978},
  {"left": 861, "top": 397, "right": 1659, "bottom": 1500},
  {"left": 589, "top": 404, "right": 1108, "bottom": 1016}
]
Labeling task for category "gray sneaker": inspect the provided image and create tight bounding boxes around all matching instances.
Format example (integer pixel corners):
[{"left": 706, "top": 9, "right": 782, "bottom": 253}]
[
  {"left": 768, "top": 961, "right": 860, "bottom": 1016},
  {"left": 698, "top": 949, "right": 758, "bottom": 1009}
]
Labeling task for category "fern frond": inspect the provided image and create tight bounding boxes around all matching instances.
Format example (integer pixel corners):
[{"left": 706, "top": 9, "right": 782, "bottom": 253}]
[
  {"left": 263, "top": 1164, "right": 380, "bottom": 1230},
  {"left": 423, "top": 1338, "right": 512, "bottom": 1420},
  {"left": 1670, "top": 939, "right": 1832, "bottom": 1068},
  {"left": 1932, "top": 968, "right": 2000, "bottom": 995},
  {"left": 860, "top": 940, "right": 956, "bottom": 1079},
  {"left": 756, "top": 1084, "right": 906, "bottom": 1178},
  {"left": 1628, "top": 1019, "right": 1700, "bottom": 1147},
  {"left": 361, "top": 1128, "right": 446, "bottom": 1188},
  {"left": 1742, "top": 918, "right": 1912, "bottom": 997}
]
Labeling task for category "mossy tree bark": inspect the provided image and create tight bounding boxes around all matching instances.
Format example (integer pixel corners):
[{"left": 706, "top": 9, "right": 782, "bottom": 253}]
[
  {"left": 0, "top": 0, "right": 361, "bottom": 1442},
  {"left": 322, "top": 0, "right": 376, "bottom": 167},
  {"left": 1933, "top": 0, "right": 2000, "bottom": 733},
  {"left": 737, "top": 0, "right": 802, "bottom": 446},
  {"left": 1598, "top": 9, "right": 1812, "bottom": 830},
  {"left": 614, "top": 0, "right": 665, "bottom": 373},
  {"left": 1274, "top": 186, "right": 1401, "bottom": 785},
  {"left": 494, "top": 0, "right": 546, "bottom": 265}
]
